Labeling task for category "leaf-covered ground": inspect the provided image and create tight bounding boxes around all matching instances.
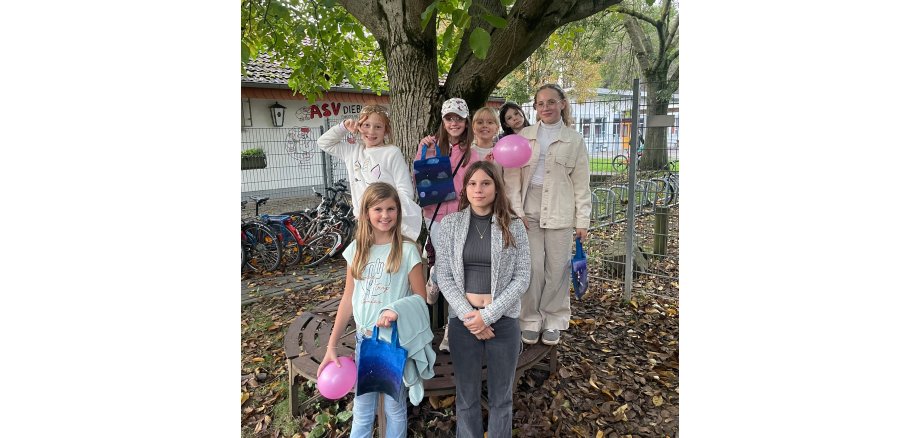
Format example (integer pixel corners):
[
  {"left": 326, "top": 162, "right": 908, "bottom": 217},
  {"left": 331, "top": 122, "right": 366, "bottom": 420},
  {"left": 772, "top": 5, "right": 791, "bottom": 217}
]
[{"left": 242, "top": 207, "right": 679, "bottom": 438}]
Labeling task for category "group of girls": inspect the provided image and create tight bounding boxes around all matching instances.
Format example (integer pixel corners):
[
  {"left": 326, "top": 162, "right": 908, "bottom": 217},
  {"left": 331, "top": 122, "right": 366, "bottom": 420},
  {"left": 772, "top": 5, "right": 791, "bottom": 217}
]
[{"left": 313, "top": 84, "right": 591, "bottom": 438}]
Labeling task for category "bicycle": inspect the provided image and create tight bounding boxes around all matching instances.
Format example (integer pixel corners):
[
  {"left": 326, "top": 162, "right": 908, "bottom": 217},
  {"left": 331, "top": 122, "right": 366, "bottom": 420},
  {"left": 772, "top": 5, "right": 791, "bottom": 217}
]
[
  {"left": 282, "top": 179, "right": 355, "bottom": 267},
  {"left": 241, "top": 200, "right": 283, "bottom": 272},
  {"left": 248, "top": 196, "right": 307, "bottom": 267}
]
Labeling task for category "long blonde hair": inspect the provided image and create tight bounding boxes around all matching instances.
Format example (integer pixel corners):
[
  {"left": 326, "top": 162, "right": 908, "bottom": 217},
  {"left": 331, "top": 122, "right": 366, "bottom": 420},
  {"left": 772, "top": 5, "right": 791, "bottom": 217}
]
[
  {"left": 350, "top": 182, "right": 405, "bottom": 279},
  {"left": 458, "top": 161, "right": 519, "bottom": 248}
]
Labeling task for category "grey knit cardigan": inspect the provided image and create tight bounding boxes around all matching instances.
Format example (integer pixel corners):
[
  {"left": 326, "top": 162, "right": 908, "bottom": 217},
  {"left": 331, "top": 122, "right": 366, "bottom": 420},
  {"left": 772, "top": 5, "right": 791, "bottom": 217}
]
[{"left": 434, "top": 207, "right": 531, "bottom": 326}]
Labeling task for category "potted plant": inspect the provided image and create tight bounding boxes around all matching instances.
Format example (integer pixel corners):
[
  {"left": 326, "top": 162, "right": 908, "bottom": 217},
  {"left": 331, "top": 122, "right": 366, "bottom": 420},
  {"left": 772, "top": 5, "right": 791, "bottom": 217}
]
[{"left": 241, "top": 148, "right": 267, "bottom": 170}]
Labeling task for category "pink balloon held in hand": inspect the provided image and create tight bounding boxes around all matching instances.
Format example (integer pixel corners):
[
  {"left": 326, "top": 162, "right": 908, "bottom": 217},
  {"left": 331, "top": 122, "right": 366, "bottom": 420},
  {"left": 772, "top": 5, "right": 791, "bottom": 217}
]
[
  {"left": 493, "top": 134, "right": 532, "bottom": 168},
  {"left": 317, "top": 356, "right": 357, "bottom": 400}
]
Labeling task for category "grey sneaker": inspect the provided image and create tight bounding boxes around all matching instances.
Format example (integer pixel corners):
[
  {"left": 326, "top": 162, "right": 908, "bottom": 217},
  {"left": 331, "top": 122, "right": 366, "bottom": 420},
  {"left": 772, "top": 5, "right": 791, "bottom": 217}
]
[
  {"left": 541, "top": 329, "right": 560, "bottom": 346},
  {"left": 521, "top": 330, "right": 539, "bottom": 345}
]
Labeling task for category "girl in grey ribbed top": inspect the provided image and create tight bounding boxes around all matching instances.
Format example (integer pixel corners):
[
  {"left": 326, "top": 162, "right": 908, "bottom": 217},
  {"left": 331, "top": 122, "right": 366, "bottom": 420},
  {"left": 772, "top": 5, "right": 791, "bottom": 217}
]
[
  {"left": 432, "top": 160, "right": 531, "bottom": 438},
  {"left": 463, "top": 211, "right": 492, "bottom": 294}
]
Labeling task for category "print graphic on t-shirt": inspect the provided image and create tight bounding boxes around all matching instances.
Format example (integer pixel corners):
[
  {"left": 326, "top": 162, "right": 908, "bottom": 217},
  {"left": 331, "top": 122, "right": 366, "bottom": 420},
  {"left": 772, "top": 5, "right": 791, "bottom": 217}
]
[
  {"left": 353, "top": 156, "right": 382, "bottom": 184},
  {"left": 360, "top": 258, "right": 392, "bottom": 304}
]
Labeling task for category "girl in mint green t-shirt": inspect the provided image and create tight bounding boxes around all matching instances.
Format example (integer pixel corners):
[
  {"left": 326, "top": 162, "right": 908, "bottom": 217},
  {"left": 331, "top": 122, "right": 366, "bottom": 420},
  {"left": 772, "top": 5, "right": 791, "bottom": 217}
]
[{"left": 318, "top": 182, "right": 426, "bottom": 438}]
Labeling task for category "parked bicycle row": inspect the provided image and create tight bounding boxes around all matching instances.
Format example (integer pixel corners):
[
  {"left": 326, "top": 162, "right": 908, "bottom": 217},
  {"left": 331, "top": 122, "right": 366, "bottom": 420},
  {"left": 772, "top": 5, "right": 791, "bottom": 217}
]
[
  {"left": 241, "top": 179, "right": 355, "bottom": 272},
  {"left": 590, "top": 171, "right": 678, "bottom": 227}
]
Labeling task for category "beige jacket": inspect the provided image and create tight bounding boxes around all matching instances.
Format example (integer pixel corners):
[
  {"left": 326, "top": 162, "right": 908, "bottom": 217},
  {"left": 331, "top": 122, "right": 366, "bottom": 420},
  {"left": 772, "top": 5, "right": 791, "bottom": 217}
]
[{"left": 503, "top": 122, "right": 592, "bottom": 229}]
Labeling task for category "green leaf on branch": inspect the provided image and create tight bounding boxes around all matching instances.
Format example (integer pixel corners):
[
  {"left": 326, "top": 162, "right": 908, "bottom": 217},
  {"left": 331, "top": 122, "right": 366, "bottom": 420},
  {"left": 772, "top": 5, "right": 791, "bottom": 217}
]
[
  {"left": 451, "top": 9, "right": 467, "bottom": 27},
  {"left": 500, "top": 0, "right": 515, "bottom": 6},
  {"left": 469, "top": 27, "right": 491, "bottom": 59},
  {"left": 242, "top": 42, "right": 251, "bottom": 63},
  {"left": 421, "top": 1, "right": 439, "bottom": 31},
  {"left": 482, "top": 14, "right": 507, "bottom": 29}
]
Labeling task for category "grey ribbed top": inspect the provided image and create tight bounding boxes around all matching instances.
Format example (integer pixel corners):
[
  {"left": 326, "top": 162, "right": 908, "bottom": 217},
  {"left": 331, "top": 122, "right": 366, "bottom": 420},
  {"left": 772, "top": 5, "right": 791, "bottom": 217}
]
[{"left": 463, "top": 211, "right": 492, "bottom": 294}]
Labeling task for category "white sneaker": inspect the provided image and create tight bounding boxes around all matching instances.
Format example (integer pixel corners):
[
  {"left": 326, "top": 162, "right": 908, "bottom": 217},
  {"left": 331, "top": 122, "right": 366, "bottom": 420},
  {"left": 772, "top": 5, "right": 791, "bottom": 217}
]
[
  {"left": 426, "top": 278, "right": 440, "bottom": 305},
  {"left": 438, "top": 325, "right": 450, "bottom": 352}
]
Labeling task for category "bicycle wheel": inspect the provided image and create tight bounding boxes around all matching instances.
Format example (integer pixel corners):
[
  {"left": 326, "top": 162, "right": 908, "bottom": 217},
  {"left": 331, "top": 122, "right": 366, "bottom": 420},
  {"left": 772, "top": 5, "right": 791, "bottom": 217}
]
[
  {"left": 665, "top": 173, "right": 679, "bottom": 205},
  {"left": 612, "top": 155, "right": 628, "bottom": 173},
  {"left": 278, "top": 226, "right": 304, "bottom": 267},
  {"left": 242, "top": 222, "right": 282, "bottom": 272},
  {"left": 272, "top": 215, "right": 305, "bottom": 266},
  {"left": 331, "top": 218, "right": 355, "bottom": 257},
  {"left": 302, "top": 232, "right": 342, "bottom": 268},
  {"left": 282, "top": 212, "right": 311, "bottom": 237}
]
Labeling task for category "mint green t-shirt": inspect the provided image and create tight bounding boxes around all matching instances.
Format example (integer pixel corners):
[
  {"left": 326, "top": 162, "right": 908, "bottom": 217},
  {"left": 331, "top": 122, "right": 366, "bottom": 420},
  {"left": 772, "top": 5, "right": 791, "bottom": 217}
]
[{"left": 342, "top": 240, "right": 422, "bottom": 333}]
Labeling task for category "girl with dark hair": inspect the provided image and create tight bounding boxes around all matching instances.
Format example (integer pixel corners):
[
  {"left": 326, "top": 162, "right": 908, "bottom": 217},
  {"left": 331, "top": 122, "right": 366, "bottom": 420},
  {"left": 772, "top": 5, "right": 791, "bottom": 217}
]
[
  {"left": 434, "top": 160, "right": 530, "bottom": 438},
  {"left": 413, "top": 97, "right": 481, "bottom": 352},
  {"left": 498, "top": 101, "right": 531, "bottom": 138}
]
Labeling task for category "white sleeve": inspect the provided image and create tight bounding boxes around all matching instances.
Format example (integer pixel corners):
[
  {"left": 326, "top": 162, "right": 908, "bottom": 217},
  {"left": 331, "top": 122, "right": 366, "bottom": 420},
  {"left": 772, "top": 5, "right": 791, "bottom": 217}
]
[
  {"left": 386, "top": 149, "right": 423, "bottom": 241},
  {"left": 316, "top": 122, "right": 354, "bottom": 159}
]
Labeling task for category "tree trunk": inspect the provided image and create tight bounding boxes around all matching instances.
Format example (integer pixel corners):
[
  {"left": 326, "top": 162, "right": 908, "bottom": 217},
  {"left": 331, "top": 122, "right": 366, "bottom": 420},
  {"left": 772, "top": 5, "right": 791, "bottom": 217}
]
[{"left": 639, "top": 77, "right": 671, "bottom": 171}]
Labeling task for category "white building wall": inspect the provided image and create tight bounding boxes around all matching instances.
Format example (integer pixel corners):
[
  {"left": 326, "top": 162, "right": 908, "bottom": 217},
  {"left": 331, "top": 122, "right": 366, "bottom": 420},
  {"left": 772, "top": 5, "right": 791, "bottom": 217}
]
[{"left": 242, "top": 98, "right": 369, "bottom": 195}]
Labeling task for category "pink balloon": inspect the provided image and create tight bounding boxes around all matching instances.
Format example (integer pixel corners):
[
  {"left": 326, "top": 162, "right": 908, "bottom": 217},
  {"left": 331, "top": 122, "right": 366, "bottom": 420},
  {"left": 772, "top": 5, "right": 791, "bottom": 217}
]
[
  {"left": 317, "top": 356, "right": 356, "bottom": 400},
  {"left": 493, "top": 134, "right": 532, "bottom": 168}
]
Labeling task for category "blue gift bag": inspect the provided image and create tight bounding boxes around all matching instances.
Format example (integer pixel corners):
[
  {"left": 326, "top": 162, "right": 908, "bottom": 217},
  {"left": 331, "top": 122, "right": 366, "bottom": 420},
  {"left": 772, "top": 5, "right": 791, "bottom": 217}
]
[
  {"left": 356, "top": 321, "right": 408, "bottom": 401},
  {"left": 413, "top": 144, "right": 457, "bottom": 208},
  {"left": 571, "top": 237, "right": 588, "bottom": 300}
]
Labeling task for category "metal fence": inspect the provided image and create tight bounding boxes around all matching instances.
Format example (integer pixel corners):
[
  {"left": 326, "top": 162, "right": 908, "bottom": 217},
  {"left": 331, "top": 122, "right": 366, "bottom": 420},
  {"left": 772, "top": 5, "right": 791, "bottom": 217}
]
[
  {"left": 241, "top": 117, "right": 350, "bottom": 216},
  {"left": 576, "top": 79, "right": 679, "bottom": 301},
  {"left": 240, "top": 80, "right": 679, "bottom": 300}
]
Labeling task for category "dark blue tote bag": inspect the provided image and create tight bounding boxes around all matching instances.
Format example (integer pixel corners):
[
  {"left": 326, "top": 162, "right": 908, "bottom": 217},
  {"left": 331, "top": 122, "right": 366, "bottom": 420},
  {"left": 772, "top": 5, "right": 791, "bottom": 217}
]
[
  {"left": 356, "top": 321, "right": 408, "bottom": 401},
  {"left": 571, "top": 237, "right": 588, "bottom": 300},
  {"left": 413, "top": 144, "right": 457, "bottom": 208}
]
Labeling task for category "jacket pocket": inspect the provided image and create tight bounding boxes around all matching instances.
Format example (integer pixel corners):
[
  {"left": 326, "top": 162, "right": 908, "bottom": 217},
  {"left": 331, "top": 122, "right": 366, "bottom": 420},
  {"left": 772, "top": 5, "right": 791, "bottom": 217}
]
[{"left": 554, "top": 153, "right": 575, "bottom": 169}]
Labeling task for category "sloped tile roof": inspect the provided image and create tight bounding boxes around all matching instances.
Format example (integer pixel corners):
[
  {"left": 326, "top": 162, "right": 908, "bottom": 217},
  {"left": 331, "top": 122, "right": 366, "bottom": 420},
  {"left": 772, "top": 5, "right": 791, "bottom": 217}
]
[{"left": 241, "top": 53, "right": 293, "bottom": 85}]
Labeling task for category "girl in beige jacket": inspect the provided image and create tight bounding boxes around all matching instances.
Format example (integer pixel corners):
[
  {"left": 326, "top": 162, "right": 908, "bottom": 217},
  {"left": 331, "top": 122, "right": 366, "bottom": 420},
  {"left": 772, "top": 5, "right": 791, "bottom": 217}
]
[{"left": 502, "top": 84, "right": 591, "bottom": 346}]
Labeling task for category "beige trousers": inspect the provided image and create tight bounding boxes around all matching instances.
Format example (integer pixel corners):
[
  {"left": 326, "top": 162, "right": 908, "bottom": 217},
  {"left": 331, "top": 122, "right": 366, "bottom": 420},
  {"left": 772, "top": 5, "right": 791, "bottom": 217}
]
[{"left": 520, "top": 185, "right": 573, "bottom": 333}]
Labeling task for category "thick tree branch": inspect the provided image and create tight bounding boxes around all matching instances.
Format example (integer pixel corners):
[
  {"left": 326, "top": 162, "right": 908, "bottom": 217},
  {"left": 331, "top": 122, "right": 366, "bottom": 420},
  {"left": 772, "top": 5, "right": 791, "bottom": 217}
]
[
  {"left": 614, "top": 7, "right": 657, "bottom": 26},
  {"left": 623, "top": 16, "right": 652, "bottom": 72},
  {"left": 339, "top": 0, "right": 387, "bottom": 37},
  {"left": 665, "top": 15, "right": 678, "bottom": 51}
]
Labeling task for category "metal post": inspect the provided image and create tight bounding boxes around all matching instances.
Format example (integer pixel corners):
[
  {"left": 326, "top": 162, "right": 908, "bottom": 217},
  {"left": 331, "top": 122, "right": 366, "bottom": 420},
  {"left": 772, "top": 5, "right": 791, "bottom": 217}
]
[
  {"left": 624, "top": 78, "right": 640, "bottom": 303},
  {"left": 654, "top": 205, "right": 669, "bottom": 260},
  {"left": 319, "top": 123, "right": 332, "bottom": 191}
]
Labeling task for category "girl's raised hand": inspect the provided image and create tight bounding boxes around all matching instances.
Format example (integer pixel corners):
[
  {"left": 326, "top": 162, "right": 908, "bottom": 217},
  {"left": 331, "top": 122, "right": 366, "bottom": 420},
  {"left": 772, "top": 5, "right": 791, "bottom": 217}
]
[
  {"left": 317, "top": 348, "right": 341, "bottom": 379},
  {"left": 376, "top": 309, "right": 398, "bottom": 327},
  {"left": 342, "top": 119, "right": 359, "bottom": 133}
]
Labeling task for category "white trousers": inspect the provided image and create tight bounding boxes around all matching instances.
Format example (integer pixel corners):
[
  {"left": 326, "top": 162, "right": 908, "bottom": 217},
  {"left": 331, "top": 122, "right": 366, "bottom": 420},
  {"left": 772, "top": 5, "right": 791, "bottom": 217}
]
[{"left": 519, "top": 185, "right": 573, "bottom": 332}]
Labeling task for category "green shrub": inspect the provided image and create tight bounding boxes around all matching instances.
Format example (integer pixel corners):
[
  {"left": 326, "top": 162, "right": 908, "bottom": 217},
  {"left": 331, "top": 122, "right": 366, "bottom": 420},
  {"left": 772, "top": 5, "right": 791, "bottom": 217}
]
[{"left": 241, "top": 148, "right": 265, "bottom": 158}]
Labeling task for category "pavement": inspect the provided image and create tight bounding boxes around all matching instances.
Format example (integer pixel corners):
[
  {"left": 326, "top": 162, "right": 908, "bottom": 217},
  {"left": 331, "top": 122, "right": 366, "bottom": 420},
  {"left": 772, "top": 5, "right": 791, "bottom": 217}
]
[{"left": 241, "top": 258, "right": 347, "bottom": 305}]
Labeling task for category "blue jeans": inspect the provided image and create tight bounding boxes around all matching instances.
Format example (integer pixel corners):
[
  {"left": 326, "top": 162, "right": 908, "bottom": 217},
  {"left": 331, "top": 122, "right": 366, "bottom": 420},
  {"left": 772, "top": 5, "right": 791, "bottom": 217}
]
[
  {"left": 448, "top": 316, "right": 522, "bottom": 438},
  {"left": 350, "top": 333, "right": 408, "bottom": 438}
]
